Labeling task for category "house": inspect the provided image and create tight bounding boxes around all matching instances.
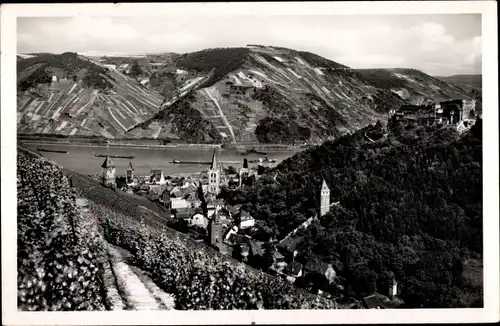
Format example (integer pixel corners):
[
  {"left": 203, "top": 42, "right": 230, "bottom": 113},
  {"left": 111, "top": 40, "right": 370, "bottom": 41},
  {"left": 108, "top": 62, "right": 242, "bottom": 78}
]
[
  {"left": 226, "top": 204, "right": 243, "bottom": 217},
  {"left": 150, "top": 170, "right": 166, "bottom": 185},
  {"left": 170, "top": 197, "right": 189, "bottom": 209},
  {"left": 187, "top": 212, "right": 209, "bottom": 228},
  {"left": 273, "top": 251, "right": 286, "bottom": 267},
  {"left": 174, "top": 207, "right": 192, "bottom": 220},
  {"left": 277, "top": 236, "right": 303, "bottom": 261},
  {"left": 236, "top": 210, "right": 255, "bottom": 229},
  {"left": 102, "top": 64, "right": 117, "bottom": 71},
  {"left": 248, "top": 239, "right": 265, "bottom": 257},
  {"left": 224, "top": 226, "right": 239, "bottom": 242},
  {"left": 138, "top": 77, "right": 150, "bottom": 85},
  {"left": 304, "top": 257, "right": 336, "bottom": 283},
  {"left": 283, "top": 261, "right": 303, "bottom": 278}
]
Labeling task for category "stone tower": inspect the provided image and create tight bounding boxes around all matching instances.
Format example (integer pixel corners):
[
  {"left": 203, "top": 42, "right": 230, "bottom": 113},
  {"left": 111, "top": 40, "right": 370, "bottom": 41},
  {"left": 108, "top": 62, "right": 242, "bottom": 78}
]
[
  {"left": 208, "top": 208, "right": 224, "bottom": 248},
  {"left": 208, "top": 149, "right": 221, "bottom": 194},
  {"left": 101, "top": 156, "right": 116, "bottom": 189},
  {"left": 320, "top": 179, "right": 330, "bottom": 216},
  {"left": 239, "top": 158, "right": 249, "bottom": 188}
]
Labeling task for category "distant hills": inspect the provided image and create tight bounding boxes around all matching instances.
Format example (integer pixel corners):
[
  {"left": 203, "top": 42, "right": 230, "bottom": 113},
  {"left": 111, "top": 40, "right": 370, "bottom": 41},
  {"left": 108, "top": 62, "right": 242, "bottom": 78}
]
[
  {"left": 435, "top": 74, "right": 482, "bottom": 91},
  {"left": 17, "top": 47, "right": 480, "bottom": 143}
]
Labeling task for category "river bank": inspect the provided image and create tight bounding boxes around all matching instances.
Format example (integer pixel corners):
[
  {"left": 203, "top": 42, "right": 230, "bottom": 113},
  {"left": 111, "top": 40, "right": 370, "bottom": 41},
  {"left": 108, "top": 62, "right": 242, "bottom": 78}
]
[{"left": 19, "top": 139, "right": 309, "bottom": 152}]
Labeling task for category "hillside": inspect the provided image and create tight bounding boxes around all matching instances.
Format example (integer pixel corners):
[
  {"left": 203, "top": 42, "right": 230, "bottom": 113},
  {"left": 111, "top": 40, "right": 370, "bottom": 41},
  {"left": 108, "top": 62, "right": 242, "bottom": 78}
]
[
  {"left": 17, "top": 48, "right": 477, "bottom": 144},
  {"left": 435, "top": 74, "right": 482, "bottom": 90},
  {"left": 221, "top": 120, "right": 483, "bottom": 308},
  {"left": 17, "top": 147, "right": 342, "bottom": 310},
  {"left": 16, "top": 53, "right": 166, "bottom": 138},
  {"left": 126, "top": 46, "right": 477, "bottom": 144}
]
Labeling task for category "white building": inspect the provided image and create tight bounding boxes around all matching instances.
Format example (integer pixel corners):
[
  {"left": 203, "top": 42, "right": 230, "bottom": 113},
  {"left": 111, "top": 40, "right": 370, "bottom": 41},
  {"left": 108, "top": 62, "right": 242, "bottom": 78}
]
[
  {"left": 238, "top": 210, "right": 255, "bottom": 229},
  {"left": 171, "top": 197, "right": 189, "bottom": 209},
  {"left": 188, "top": 213, "right": 209, "bottom": 228}
]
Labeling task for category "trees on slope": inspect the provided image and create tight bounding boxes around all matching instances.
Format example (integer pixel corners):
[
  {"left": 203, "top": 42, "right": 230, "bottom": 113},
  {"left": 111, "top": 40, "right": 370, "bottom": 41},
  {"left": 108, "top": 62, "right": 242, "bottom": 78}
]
[{"left": 220, "top": 121, "right": 483, "bottom": 308}]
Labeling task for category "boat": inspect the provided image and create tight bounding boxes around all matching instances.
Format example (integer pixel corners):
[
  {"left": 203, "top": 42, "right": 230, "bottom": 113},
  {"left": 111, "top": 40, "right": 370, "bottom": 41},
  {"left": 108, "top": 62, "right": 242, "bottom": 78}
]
[
  {"left": 37, "top": 148, "right": 68, "bottom": 154},
  {"left": 172, "top": 160, "right": 240, "bottom": 165},
  {"left": 248, "top": 156, "right": 277, "bottom": 164},
  {"left": 93, "top": 152, "right": 135, "bottom": 159}
]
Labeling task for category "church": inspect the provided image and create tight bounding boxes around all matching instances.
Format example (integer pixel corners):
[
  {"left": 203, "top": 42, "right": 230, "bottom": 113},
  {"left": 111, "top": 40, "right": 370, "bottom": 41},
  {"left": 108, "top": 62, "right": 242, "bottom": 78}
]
[{"left": 207, "top": 149, "right": 224, "bottom": 195}]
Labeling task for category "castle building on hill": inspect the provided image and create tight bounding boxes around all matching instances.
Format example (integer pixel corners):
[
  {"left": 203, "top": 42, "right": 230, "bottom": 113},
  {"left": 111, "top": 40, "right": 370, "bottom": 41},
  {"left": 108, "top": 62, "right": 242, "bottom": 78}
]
[
  {"left": 208, "top": 149, "right": 221, "bottom": 195},
  {"left": 320, "top": 179, "right": 330, "bottom": 217},
  {"left": 101, "top": 156, "right": 116, "bottom": 189}
]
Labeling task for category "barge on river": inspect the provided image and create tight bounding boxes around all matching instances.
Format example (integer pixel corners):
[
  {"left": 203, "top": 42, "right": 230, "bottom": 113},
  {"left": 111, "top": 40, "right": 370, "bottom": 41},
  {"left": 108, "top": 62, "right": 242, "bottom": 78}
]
[
  {"left": 93, "top": 152, "right": 135, "bottom": 159},
  {"left": 37, "top": 147, "right": 68, "bottom": 154},
  {"left": 172, "top": 160, "right": 240, "bottom": 165}
]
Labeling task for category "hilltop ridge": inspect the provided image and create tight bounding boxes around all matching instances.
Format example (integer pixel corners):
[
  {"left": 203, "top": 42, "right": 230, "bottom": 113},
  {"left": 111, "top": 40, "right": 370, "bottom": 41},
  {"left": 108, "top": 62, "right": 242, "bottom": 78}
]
[{"left": 17, "top": 46, "right": 479, "bottom": 143}]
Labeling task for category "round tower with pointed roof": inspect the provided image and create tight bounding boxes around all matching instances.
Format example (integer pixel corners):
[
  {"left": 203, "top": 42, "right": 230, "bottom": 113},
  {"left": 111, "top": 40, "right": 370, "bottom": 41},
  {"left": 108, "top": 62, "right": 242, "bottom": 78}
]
[
  {"left": 208, "top": 149, "right": 221, "bottom": 194},
  {"left": 101, "top": 156, "right": 116, "bottom": 189},
  {"left": 320, "top": 179, "right": 330, "bottom": 216}
]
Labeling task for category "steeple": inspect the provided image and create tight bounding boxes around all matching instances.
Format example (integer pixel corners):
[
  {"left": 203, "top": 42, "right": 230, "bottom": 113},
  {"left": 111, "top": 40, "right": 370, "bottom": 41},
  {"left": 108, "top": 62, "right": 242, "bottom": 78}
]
[
  {"left": 101, "top": 156, "right": 115, "bottom": 169},
  {"left": 210, "top": 149, "right": 218, "bottom": 170},
  {"left": 321, "top": 179, "right": 329, "bottom": 192},
  {"left": 208, "top": 149, "right": 221, "bottom": 194}
]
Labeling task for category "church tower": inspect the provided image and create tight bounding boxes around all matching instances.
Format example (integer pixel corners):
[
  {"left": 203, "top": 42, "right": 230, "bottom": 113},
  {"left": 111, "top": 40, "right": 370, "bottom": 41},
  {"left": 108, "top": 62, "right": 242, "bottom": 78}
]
[
  {"left": 101, "top": 156, "right": 116, "bottom": 189},
  {"left": 320, "top": 179, "right": 330, "bottom": 216},
  {"left": 208, "top": 149, "right": 221, "bottom": 194}
]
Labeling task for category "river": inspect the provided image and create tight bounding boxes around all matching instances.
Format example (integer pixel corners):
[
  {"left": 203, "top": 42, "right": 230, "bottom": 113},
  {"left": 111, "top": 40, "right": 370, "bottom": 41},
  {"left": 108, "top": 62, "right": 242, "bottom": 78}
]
[{"left": 23, "top": 143, "right": 303, "bottom": 176}]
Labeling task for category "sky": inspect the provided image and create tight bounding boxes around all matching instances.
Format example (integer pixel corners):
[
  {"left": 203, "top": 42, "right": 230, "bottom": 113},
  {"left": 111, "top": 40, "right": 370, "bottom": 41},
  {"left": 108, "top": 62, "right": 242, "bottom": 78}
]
[{"left": 17, "top": 14, "right": 481, "bottom": 76}]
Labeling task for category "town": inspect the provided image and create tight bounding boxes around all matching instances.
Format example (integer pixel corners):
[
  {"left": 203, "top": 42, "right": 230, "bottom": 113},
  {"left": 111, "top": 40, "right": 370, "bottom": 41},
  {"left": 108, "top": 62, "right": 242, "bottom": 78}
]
[{"left": 91, "top": 95, "right": 478, "bottom": 308}]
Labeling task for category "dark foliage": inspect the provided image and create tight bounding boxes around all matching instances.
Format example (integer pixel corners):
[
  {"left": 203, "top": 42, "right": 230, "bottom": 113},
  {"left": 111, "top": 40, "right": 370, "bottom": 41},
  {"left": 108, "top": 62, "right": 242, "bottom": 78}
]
[
  {"left": 17, "top": 150, "right": 106, "bottom": 310},
  {"left": 356, "top": 69, "right": 408, "bottom": 90},
  {"left": 176, "top": 47, "right": 250, "bottom": 87},
  {"left": 82, "top": 69, "right": 113, "bottom": 91},
  {"left": 255, "top": 117, "right": 311, "bottom": 144},
  {"left": 297, "top": 51, "right": 348, "bottom": 69},
  {"left": 154, "top": 96, "right": 223, "bottom": 144},
  {"left": 128, "top": 61, "right": 143, "bottom": 78},
  {"left": 18, "top": 65, "right": 52, "bottom": 91},
  {"left": 18, "top": 52, "right": 114, "bottom": 91},
  {"left": 221, "top": 121, "right": 483, "bottom": 308}
]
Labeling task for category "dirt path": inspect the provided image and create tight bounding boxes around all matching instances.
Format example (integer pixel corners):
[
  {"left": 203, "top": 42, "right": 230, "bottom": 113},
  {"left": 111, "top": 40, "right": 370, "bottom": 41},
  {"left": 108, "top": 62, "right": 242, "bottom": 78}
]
[{"left": 75, "top": 197, "right": 175, "bottom": 310}]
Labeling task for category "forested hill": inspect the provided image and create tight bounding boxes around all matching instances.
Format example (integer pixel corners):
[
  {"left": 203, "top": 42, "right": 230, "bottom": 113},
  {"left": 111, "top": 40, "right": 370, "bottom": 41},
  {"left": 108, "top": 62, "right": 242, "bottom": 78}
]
[{"left": 221, "top": 121, "right": 483, "bottom": 308}]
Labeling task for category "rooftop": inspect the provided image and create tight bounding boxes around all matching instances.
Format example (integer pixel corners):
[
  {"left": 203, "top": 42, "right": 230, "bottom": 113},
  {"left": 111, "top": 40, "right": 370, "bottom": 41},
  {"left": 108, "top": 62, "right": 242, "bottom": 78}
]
[
  {"left": 278, "top": 236, "right": 303, "bottom": 253},
  {"left": 305, "top": 257, "right": 330, "bottom": 274},
  {"left": 101, "top": 156, "right": 115, "bottom": 168},
  {"left": 284, "top": 261, "right": 303, "bottom": 275}
]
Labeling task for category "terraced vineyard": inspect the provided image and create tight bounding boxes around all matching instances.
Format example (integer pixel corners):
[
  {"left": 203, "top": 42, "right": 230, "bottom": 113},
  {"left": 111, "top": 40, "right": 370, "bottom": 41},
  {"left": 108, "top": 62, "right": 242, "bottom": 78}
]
[
  {"left": 129, "top": 45, "right": 476, "bottom": 144},
  {"left": 18, "top": 69, "right": 164, "bottom": 138}
]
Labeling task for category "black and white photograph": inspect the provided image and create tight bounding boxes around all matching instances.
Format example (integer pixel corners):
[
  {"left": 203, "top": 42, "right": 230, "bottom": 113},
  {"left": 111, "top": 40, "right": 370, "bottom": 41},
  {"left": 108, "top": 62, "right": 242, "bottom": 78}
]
[{"left": 1, "top": 1, "right": 498, "bottom": 325}]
